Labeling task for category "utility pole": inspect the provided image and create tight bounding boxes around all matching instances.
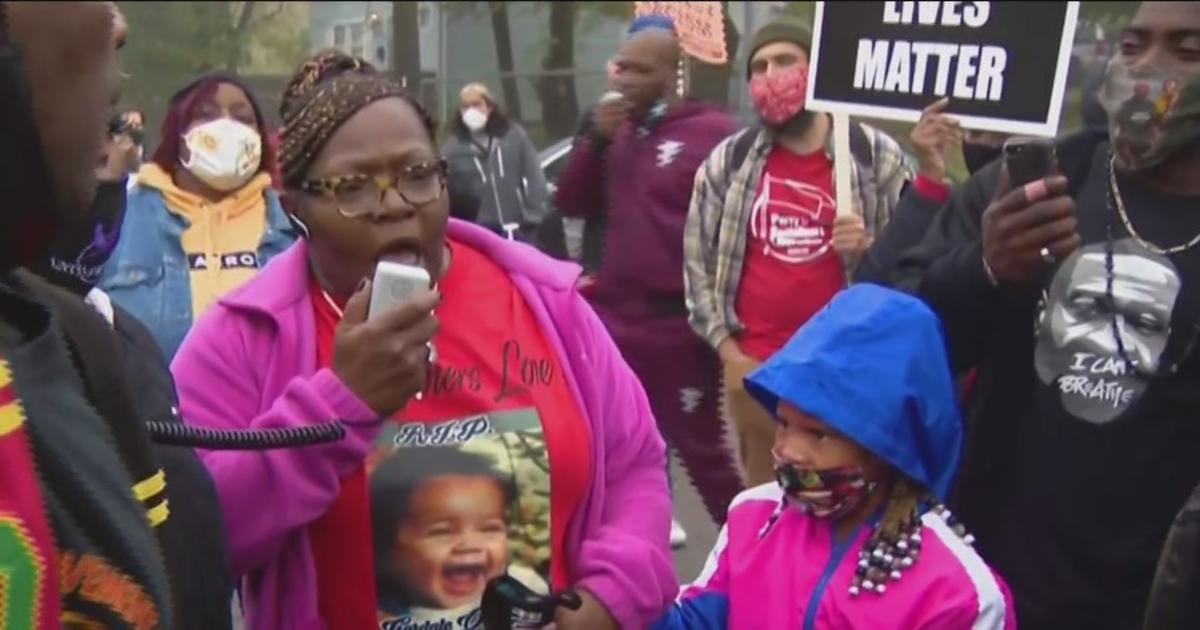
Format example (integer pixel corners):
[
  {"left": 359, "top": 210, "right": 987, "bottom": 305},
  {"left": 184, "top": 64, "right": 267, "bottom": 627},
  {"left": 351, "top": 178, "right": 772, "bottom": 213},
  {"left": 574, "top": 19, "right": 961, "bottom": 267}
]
[
  {"left": 391, "top": 1, "right": 422, "bottom": 92},
  {"left": 741, "top": 1, "right": 755, "bottom": 113},
  {"left": 489, "top": 1, "right": 523, "bottom": 122}
]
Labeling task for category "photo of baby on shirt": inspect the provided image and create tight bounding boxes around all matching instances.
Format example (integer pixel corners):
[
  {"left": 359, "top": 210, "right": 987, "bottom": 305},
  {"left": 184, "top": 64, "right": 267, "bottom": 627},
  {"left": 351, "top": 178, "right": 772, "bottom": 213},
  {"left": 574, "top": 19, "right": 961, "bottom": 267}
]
[{"left": 369, "top": 409, "right": 551, "bottom": 630}]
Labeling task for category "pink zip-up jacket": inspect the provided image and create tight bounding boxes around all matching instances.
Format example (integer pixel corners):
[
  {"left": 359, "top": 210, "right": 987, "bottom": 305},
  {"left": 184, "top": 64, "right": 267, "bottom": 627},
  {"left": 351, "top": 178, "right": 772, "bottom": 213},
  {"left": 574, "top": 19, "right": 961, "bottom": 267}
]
[
  {"left": 170, "top": 220, "right": 676, "bottom": 629},
  {"left": 655, "top": 483, "right": 1016, "bottom": 630}
]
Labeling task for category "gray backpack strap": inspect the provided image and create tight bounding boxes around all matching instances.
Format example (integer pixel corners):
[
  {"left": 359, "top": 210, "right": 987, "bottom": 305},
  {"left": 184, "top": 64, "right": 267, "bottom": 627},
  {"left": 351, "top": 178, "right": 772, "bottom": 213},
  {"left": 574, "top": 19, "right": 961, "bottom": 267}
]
[
  {"left": 849, "top": 121, "right": 873, "bottom": 170},
  {"left": 730, "top": 127, "right": 759, "bottom": 173}
]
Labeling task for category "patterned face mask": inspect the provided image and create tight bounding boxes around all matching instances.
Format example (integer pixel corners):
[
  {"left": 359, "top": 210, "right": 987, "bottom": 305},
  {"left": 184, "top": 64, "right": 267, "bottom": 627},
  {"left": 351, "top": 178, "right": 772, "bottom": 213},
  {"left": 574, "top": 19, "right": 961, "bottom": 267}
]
[
  {"left": 749, "top": 64, "right": 810, "bottom": 126},
  {"left": 181, "top": 117, "right": 263, "bottom": 192},
  {"left": 1099, "top": 59, "right": 1200, "bottom": 172},
  {"left": 774, "top": 460, "right": 876, "bottom": 519}
]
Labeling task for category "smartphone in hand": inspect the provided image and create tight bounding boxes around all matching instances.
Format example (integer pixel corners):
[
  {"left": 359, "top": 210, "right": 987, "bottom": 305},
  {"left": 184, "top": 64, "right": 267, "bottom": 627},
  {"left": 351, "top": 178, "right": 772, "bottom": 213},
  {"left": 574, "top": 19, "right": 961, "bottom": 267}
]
[{"left": 1003, "top": 137, "right": 1058, "bottom": 188}]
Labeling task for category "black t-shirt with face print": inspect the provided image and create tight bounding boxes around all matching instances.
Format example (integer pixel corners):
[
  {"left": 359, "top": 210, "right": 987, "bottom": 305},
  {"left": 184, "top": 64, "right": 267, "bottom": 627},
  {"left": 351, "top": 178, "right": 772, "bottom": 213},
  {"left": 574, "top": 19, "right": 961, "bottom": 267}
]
[{"left": 986, "top": 144, "right": 1200, "bottom": 629}]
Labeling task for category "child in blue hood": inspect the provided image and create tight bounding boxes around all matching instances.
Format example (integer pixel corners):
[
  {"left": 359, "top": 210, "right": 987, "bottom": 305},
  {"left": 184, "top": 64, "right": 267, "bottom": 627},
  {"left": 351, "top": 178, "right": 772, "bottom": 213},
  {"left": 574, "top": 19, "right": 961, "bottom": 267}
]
[{"left": 655, "top": 285, "right": 1015, "bottom": 629}]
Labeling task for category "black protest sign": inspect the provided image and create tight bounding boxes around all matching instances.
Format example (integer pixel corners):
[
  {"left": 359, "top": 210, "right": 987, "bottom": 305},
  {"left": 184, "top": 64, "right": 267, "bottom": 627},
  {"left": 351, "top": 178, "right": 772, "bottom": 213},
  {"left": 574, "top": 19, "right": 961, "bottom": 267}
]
[{"left": 806, "top": 1, "right": 1080, "bottom": 136}]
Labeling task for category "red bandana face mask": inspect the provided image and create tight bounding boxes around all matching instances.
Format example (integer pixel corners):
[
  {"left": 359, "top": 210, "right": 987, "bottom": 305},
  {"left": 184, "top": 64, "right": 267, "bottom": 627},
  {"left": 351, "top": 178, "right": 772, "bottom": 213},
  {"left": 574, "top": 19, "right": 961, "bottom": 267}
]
[{"left": 749, "top": 64, "right": 810, "bottom": 126}]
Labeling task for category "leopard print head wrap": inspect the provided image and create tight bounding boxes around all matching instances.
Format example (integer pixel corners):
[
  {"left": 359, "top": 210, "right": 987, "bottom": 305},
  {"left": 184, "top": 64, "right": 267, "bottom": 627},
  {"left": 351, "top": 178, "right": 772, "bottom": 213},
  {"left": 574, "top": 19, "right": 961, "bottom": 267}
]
[{"left": 278, "top": 49, "right": 434, "bottom": 189}]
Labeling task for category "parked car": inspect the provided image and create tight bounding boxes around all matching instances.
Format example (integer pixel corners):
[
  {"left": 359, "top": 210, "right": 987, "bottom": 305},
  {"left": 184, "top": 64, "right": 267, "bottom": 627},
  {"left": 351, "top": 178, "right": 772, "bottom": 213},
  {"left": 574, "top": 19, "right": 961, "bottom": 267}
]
[
  {"left": 540, "top": 137, "right": 574, "bottom": 190},
  {"left": 537, "top": 138, "right": 585, "bottom": 263}
]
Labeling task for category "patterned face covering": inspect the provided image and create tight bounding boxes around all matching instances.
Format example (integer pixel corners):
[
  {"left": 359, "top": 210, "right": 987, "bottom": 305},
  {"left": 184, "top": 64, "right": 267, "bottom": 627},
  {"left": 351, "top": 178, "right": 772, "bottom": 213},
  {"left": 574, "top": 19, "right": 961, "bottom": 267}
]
[
  {"left": 774, "top": 460, "right": 876, "bottom": 519},
  {"left": 180, "top": 118, "right": 263, "bottom": 192},
  {"left": 278, "top": 51, "right": 406, "bottom": 189},
  {"left": 1099, "top": 59, "right": 1200, "bottom": 172},
  {"left": 749, "top": 64, "right": 810, "bottom": 126}
]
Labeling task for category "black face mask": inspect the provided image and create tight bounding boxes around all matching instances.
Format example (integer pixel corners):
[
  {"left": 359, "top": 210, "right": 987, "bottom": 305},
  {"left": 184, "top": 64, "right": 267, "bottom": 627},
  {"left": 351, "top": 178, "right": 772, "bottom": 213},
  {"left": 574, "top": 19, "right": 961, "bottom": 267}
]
[
  {"left": 961, "top": 142, "right": 1003, "bottom": 175},
  {"left": 31, "top": 180, "right": 126, "bottom": 294}
]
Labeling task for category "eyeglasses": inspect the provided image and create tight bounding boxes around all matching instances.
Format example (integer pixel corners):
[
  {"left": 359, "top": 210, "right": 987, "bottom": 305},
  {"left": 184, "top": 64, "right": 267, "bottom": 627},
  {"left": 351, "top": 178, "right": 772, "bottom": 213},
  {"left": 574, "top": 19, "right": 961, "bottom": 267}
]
[{"left": 301, "top": 159, "right": 448, "bottom": 219}]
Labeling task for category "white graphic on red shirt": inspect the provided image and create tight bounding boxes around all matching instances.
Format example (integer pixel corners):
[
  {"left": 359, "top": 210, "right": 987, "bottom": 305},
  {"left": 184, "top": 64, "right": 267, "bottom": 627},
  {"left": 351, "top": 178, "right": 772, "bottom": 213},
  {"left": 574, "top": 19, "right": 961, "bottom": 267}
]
[{"left": 749, "top": 175, "right": 836, "bottom": 264}]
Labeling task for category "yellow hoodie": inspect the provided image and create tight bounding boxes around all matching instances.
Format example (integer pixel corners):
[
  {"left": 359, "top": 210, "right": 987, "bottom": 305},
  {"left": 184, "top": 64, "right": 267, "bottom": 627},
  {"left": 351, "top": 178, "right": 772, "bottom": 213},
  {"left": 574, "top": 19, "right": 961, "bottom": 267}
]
[{"left": 137, "top": 163, "right": 273, "bottom": 320}]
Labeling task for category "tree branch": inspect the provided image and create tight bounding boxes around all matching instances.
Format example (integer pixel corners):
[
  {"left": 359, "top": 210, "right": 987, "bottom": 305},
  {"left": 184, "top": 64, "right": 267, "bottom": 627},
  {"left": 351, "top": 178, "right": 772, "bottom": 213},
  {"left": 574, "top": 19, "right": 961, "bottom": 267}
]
[
  {"left": 247, "top": 1, "right": 287, "bottom": 29},
  {"left": 233, "top": 1, "right": 257, "bottom": 34},
  {"left": 225, "top": 0, "right": 257, "bottom": 70}
]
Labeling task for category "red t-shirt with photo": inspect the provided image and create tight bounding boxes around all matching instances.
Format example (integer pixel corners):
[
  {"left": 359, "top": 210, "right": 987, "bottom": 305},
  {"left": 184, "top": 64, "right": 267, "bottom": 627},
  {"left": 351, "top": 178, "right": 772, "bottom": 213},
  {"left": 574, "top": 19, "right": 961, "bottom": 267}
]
[
  {"left": 735, "top": 146, "right": 846, "bottom": 362},
  {"left": 306, "top": 238, "right": 592, "bottom": 629}
]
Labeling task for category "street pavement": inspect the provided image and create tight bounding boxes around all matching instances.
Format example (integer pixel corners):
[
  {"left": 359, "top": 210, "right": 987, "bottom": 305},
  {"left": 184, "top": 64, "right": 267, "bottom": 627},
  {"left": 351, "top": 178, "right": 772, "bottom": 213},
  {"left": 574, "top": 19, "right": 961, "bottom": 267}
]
[{"left": 670, "top": 456, "right": 722, "bottom": 582}]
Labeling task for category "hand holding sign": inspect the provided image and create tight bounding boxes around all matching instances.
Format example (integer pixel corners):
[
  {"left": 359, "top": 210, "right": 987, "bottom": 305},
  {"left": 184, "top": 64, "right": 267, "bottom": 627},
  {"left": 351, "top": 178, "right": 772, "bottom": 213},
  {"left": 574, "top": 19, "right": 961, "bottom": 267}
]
[
  {"left": 832, "top": 214, "right": 870, "bottom": 259},
  {"left": 981, "top": 171, "right": 1080, "bottom": 285},
  {"left": 911, "top": 97, "right": 963, "bottom": 181}
]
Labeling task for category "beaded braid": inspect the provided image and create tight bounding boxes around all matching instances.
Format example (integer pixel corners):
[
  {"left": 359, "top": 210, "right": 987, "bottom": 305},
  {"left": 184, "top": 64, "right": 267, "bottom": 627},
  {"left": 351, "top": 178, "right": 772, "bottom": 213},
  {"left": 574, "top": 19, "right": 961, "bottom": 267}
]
[
  {"left": 278, "top": 49, "right": 436, "bottom": 189},
  {"left": 849, "top": 478, "right": 976, "bottom": 597}
]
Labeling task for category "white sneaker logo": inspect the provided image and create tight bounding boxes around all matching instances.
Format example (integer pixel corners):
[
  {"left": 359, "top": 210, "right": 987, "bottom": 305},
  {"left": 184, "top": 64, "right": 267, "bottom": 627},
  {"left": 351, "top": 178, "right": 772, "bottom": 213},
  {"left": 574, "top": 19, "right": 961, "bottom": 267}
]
[{"left": 657, "top": 140, "right": 684, "bottom": 167}]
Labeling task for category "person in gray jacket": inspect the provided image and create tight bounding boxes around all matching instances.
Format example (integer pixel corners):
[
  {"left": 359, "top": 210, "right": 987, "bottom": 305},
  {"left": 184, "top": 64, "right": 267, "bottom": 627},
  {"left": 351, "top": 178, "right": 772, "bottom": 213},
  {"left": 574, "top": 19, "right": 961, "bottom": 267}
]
[{"left": 443, "top": 82, "right": 547, "bottom": 241}]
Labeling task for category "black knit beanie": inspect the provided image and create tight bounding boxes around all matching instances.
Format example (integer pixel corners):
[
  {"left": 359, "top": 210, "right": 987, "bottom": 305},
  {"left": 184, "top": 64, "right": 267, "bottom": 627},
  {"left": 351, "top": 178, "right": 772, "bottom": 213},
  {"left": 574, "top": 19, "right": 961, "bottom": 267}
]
[{"left": 746, "top": 20, "right": 813, "bottom": 79}]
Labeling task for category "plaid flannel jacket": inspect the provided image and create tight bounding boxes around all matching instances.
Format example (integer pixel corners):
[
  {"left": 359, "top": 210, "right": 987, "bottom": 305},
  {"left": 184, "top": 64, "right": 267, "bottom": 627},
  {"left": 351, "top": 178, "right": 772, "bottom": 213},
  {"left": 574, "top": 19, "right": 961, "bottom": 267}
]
[{"left": 683, "top": 123, "right": 914, "bottom": 349}]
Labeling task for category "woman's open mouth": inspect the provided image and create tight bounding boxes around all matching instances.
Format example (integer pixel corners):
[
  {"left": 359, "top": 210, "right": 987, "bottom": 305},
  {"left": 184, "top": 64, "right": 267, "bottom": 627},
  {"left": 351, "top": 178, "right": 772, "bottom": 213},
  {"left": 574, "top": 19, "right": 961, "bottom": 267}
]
[{"left": 377, "top": 241, "right": 425, "bottom": 270}]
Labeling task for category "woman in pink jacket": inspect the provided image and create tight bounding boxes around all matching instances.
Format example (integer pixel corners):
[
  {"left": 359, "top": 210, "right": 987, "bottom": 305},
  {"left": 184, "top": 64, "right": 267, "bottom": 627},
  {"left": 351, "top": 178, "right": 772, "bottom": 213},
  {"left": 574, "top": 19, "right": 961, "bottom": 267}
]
[
  {"left": 170, "top": 50, "right": 675, "bottom": 630},
  {"left": 654, "top": 284, "right": 1016, "bottom": 629}
]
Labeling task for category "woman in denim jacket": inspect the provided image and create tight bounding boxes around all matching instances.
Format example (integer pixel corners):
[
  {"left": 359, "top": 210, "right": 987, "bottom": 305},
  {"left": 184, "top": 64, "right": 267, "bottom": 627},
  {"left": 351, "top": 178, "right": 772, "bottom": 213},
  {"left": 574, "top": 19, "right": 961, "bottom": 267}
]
[{"left": 99, "top": 73, "right": 294, "bottom": 360}]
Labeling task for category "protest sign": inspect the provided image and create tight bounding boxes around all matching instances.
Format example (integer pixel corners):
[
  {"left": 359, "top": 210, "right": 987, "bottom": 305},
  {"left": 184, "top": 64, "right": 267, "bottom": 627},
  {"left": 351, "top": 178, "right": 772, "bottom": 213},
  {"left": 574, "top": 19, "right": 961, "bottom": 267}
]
[
  {"left": 634, "top": 1, "right": 728, "bottom": 65},
  {"left": 806, "top": 1, "right": 1080, "bottom": 136}
]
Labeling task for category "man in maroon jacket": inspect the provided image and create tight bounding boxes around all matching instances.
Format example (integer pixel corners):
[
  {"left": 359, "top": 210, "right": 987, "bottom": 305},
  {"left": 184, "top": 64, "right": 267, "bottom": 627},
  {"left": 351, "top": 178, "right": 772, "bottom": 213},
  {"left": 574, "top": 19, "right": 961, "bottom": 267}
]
[{"left": 555, "top": 18, "right": 744, "bottom": 532}]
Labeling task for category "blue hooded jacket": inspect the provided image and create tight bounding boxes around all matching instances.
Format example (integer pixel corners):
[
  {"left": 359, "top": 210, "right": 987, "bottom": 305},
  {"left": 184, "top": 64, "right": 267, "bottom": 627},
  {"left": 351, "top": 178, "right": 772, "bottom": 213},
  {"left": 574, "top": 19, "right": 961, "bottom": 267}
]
[{"left": 744, "top": 284, "right": 962, "bottom": 499}]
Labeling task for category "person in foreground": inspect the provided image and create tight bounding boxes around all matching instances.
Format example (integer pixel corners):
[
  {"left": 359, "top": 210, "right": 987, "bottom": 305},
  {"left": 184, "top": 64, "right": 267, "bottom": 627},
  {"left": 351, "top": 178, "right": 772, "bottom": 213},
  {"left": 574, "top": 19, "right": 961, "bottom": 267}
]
[
  {"left": 654, "top": 284, "right": 1014, "bottom": 630},
  {"left": 882, "top": 3, "right": 1200, "bottom": 627},
  {"left": 28, "top": 105, "right": 232, "bottom": 630},
  {"left": 171, "top": 50, "right": 674, "bottom": 630},
  {"left": 0, "top": 2, "right": 176, "bottom": 627}
]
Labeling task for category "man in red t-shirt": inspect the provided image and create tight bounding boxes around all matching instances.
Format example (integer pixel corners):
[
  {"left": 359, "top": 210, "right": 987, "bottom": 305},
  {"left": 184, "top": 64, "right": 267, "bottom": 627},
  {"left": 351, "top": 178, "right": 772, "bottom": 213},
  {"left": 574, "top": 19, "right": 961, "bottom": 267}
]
[{"left": 684, "top": 20, "right": 913, "bottom": 485}]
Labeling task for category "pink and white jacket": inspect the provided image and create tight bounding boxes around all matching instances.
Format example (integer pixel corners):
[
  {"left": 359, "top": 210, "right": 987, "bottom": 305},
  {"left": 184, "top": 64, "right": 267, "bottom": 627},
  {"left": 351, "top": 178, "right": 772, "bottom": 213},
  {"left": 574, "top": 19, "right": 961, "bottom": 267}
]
[
  {"left": 654, "top": 284, "right": 1018, "bottom": 630},
  {"left": 655, "top": 483, "right": 1016, "bottom": 630}
]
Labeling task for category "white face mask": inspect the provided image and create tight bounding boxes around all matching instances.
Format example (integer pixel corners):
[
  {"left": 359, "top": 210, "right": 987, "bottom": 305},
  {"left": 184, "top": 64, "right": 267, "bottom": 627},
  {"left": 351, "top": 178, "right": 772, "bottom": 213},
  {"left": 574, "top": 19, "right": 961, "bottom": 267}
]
[
  {"left": 180, "top": 118, "right": 263, "bottom": 192},
  {"left": 462, "top": 107, "right": 489, "bottom": 132}
]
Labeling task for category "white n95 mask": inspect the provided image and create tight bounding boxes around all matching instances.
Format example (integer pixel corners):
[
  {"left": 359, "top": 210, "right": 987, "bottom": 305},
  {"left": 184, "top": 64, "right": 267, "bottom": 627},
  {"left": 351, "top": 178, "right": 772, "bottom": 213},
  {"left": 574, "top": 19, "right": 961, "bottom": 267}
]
[
  {"left": 181, "top": 118, "right": 263, "bottom": 192},
  {"left": 462, "top": 107, "right": 489, "bottom": 132}
]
